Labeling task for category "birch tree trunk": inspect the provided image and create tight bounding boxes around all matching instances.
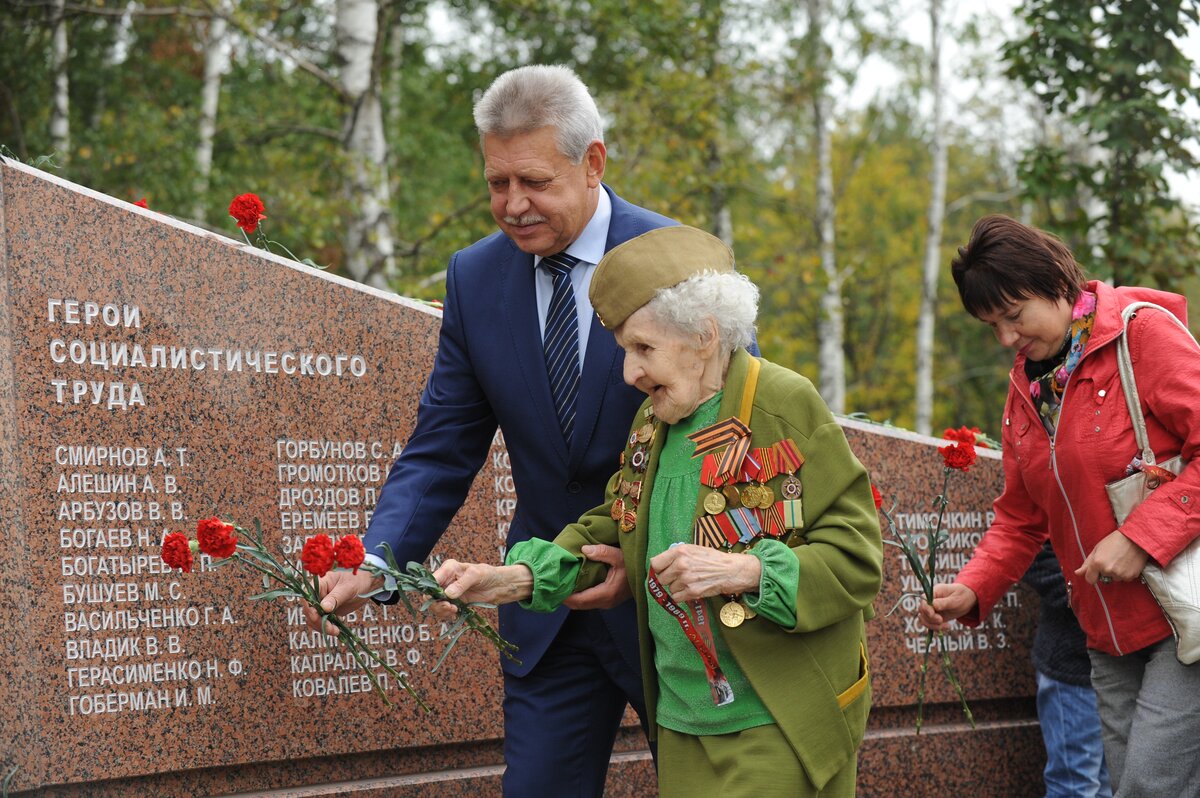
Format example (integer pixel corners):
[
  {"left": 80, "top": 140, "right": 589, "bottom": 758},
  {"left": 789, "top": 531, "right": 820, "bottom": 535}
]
[
  {"left": 193, "top": 5, "right": 231, "bottom": 222},
  {"left": 915, "top": 0, "right": 946, "bottom": 435},
  {"left": 807, "top": 0, "right": 845, "bottom": 413},
  {"left": 705, "top": 1, "right": 733, "bottom": 248},
  {"left": 337, "top": 0, "right": 396, "bottom": 289},
  {"left": 49, "top": 0, "right": 70, "bottom": 163}
]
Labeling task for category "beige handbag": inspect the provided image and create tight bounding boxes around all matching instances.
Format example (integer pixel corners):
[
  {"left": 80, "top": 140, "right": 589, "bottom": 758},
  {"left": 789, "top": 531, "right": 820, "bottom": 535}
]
[{"left": 1105, "top": 301, "right": 1200, "bottom": 664}]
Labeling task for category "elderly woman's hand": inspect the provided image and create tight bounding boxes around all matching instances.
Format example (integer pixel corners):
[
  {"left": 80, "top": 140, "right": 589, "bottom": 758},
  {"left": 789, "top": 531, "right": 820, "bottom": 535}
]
[
  {"left": 648, "top": 544, "right": 761, "bottom": 602},
  {"left": 431, "top": 559, "right": 535, "bottom": 622}
]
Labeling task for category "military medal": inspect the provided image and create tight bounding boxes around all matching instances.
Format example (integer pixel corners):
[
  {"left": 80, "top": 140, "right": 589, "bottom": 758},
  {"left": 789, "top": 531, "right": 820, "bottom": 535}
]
[
  {"left": 610, "top": 497, "right": 626, "bottom": 520},
  {"left": 630, "top": 447, "right": 648, "bottom": 472},
  {"left": 620, "top": 510, "right": 637, "bottom": 533},
  {"left": 703, "top": 490, "right": 727, "bottom": 515},
  {"left": 780, "top": 475, "right": 802, "bottom": 499},
  {"left": 741, "top": 602, "right": 757, "bottom": 620},
  {"left": 722, "top": 484, "right": 742, "bottom": 508},
  {"left": 774, "top": 439, "right": 805, "bottom": 502},
  {"left": 720, "top": 600, "right": 746, "bottom": 628},
  {"left": 782, "top": 498, "right": 804, "bottom": 530}
]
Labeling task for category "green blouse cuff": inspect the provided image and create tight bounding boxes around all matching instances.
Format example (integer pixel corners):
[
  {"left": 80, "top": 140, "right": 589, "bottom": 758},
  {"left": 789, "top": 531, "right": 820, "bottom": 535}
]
[
  {"left": 505, "top": 538, "right": 583, "bottom": 613},
  {"left": 743, "top": 539, "right": 799, "bottom": 628}
]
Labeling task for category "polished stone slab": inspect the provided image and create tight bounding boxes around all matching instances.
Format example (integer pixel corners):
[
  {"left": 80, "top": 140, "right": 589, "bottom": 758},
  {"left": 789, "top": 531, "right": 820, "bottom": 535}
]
[{"left": 0, "top": 159, "right": 1041, "bottom": 796}]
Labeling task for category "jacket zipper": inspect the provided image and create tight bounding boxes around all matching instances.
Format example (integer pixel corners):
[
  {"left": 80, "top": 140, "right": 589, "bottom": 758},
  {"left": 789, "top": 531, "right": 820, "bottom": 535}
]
[{"left": 1010, "top": 360, "right": 1125, "bottom": 655}]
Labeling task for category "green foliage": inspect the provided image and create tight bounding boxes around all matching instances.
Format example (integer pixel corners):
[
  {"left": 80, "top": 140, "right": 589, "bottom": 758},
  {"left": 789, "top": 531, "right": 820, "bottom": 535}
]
[{"left": 1004, "top": 0, "right": 1200, "bottom": 286}]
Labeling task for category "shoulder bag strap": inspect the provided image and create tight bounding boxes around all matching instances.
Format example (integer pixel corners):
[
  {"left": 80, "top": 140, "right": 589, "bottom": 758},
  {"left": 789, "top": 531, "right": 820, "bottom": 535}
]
[{"left": 1114, "top": 301, "right": 1197, "bottom": 467}]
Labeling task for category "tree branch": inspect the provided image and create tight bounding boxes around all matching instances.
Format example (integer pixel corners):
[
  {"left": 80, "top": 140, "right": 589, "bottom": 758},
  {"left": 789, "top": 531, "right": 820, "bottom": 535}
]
[
  {"left": 9, "top": 0, "right": 212, "bottom": 18},
  {"left": 394, "top": 194, "right": 489, "bottom": 261},
  {"left": 198, "top": 0, "right": 349, "bottom": 102},
  {"left": 242, "top": 124, "right": 344, "bottom": 146}
]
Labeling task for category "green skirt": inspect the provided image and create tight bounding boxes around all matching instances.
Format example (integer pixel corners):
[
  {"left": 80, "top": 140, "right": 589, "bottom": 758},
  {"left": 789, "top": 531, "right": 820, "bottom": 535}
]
[{"left": 657, "top": 723, "right": 857, "bottom": 798}]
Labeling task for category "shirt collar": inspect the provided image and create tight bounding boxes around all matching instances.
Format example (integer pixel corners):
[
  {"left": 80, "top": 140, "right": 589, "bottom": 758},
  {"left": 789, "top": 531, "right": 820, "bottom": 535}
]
[{"left": 535, "top": 187, "right": 611, "bottom": 268}]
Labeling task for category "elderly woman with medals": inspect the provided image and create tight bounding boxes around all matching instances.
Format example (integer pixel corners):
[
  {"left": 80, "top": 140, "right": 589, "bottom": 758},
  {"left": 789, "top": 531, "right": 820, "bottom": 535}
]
[{"left": 434, "top": 225, "right": 883, "bottom": 797}]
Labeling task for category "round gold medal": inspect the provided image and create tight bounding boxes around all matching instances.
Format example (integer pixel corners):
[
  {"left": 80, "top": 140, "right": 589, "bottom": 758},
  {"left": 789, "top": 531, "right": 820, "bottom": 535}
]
[
  {"left": 741, "top": 602, "right": 757, "bottom": 620},
  {"left": 722, "top": 484, "right": 742, "bottom": 508},
  {"left": 741, "top": 484, "right": 763, "bottom": 509},
  {"left": 757, "top": 484, "right": 775, "bottom": 506},
  {"left": 719, "top": 600, "right": 746, "bottom": 628},
  {"left": 637, "top": 423, "right": 654, "bottom": 443},
  {"left": 703, "top": 490, "right": 727, "bottom": 515}
]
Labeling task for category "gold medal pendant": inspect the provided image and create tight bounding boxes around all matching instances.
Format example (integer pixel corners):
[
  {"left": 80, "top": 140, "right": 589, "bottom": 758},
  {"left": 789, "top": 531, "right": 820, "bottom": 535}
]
[
  {"left": 703, "top": 490, "right": 727, "bottom": 515},
  {"left": 719, "top": 600, "right": 746, "bottom": 628},
  {"left": 757, "top": 483, "right": 775, "bottom": 507},
  {"left": 741, "top": 601, "right": 757, "bottom": 620}
]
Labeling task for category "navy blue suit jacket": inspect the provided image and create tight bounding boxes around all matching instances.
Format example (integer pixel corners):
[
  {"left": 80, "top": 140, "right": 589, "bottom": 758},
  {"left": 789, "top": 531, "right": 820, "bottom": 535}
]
[{"left": 365, "top": 185, "right": 676, "bottom": 677}]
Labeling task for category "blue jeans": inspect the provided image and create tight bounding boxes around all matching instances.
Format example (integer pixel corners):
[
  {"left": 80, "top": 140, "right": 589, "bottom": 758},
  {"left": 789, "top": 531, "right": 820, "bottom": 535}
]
[{"left": 1036, "top": 670, "right": 1112, "bottom": 798}]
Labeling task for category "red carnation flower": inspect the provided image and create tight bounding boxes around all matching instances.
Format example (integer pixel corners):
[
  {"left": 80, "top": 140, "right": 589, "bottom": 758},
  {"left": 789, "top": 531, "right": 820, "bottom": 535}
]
[
  {"left": 229, "top": 193, "right": 267, "bottom": 234},
  {"left": 870, "top": 484, "right": 883, "bottom": 510},
  {"left": 301, "top": 534, "right": 336, "bottom": 577},
  {"left": 942, "top": 426, "right": 981, "bottom": 447},
  {"left": 196, "top": 516, "right": 238, "bottom": 559},
  {"left": 134, "top": 197, "right": 149, "bottom": 209},
  {"left": 938, "top": 441, "right": 977, "bottom": 472},
  {"left": 161, "top": 531, "right": 194, "bottom": 573},
  {"left": 334, "top": 535, "right": 366, "bottom": 574}
]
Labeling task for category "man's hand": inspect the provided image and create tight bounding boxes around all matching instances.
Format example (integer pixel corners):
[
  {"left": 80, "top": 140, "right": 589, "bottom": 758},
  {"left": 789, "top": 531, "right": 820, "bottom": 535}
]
[
  {"left": 302, "top": 569, "right": 381, "bottom": 636},
  {"left": 918, "top": 582, "right": 978, "bottom": 632},
  {"left": 563, "top": 544, "right": 632, "bottom": 610}
]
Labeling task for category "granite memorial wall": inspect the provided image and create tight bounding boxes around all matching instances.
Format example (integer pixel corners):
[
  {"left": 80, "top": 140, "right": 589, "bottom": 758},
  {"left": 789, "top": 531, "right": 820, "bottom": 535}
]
[{"left": 0, "top": 159, "right": 1041, "bottom": 797}]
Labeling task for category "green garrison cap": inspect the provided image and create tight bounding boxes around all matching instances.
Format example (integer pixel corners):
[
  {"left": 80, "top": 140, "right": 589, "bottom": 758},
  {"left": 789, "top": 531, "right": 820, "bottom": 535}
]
[{"left": 590, "top": 225, "right": 734, "bottom": 329}]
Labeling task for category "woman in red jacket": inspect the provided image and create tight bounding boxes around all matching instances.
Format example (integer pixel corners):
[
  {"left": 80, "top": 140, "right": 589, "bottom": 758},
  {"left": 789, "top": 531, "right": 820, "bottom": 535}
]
[{"left": 919, "top": 215, "right": 1200, "bottom": 796}]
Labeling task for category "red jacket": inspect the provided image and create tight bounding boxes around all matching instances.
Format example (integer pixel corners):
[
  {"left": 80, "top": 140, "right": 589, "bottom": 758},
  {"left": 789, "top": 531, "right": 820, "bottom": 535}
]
[{"left": 957, "top": 281, "right": 1200, "bottom": 656}]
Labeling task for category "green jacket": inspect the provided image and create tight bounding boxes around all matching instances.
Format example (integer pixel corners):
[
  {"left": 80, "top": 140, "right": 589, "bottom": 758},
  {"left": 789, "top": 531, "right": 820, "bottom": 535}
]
[{"left": 552, "top": 349, "right": 884, "bottom": 790}]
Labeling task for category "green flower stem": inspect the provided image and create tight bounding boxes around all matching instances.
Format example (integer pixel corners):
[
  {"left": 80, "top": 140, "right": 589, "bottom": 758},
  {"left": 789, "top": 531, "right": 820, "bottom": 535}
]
[
  {"left": 882, "top": 465, "right": 976, "bottom": 733},
  {"left": 915, "top": 629, "right": 934, "bottom": 735},
  {"left": 220, "top": 523, "right": 429, "bottom": 710},
  {"left": 937, "top": 631, "right": 976, "bottom": 728},
  {"left": 365, "top": 544, "right": 521, "bottom": 671}
]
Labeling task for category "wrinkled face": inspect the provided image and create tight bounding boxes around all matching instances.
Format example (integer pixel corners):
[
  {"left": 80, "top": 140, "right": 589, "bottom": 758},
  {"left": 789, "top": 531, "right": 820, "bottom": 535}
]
[
  {"left": 977, "top": 295, "right": 1074, "bottom": 361},
  {"left": 616, "top": 306, "right": 710, "bottom": 424},
  {"left": 483, "top": 127, "right": 605, "bottom": 257}
]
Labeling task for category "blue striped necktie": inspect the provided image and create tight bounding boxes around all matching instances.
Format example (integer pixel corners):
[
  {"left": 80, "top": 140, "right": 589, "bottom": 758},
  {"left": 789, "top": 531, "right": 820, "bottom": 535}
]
[{"left": 541, "top": 252, "right": 582, "bottom": 442}]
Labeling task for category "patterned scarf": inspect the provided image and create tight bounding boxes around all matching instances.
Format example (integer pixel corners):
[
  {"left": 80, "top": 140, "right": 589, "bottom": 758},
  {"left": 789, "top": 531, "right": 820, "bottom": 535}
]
[{"left": 1026, "top": 291, "right": 1098, "bottom": 435}]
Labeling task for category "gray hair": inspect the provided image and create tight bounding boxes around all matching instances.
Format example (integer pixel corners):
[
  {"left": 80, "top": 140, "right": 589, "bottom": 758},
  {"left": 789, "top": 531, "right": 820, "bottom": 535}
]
[
  {"left": 643, "top": 271, "right": 759, "bottom": 354},
  {"left": 473, "top": 65, "right": 604, "bottom": 164}
]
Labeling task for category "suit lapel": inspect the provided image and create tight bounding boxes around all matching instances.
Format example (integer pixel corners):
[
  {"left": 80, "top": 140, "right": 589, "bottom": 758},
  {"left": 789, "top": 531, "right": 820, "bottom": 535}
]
[
  {"left": 568, "top": 186, "right": 639, "bottom": 471},
  {"left": 570, "top": 313, "right": 619, "bottom": 470},
  {"left": 502, "top": 244, "right": 572, "bottom": 465}
]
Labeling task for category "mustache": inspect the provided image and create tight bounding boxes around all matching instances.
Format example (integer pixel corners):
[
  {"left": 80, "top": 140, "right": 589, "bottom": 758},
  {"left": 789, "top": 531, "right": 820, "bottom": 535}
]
[{"left": 503, "top": 214, "right": 548, "bottom": 226}]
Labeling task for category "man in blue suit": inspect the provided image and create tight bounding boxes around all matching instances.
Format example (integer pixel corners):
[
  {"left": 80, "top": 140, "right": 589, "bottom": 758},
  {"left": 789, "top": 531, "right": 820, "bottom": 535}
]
[{"left": 306, "top": 64, "right": 675, "bottom": 796}]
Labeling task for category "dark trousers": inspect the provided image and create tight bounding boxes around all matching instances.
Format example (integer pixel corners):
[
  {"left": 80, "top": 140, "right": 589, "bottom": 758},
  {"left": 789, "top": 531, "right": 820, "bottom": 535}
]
[{"left": 501, "top": 608, "right": 651, "bottom": 797}]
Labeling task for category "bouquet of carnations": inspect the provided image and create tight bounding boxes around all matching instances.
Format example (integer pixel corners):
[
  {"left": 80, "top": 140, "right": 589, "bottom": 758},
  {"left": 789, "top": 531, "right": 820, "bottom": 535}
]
[{"left": 161, "top": 517, "right": 518, "bottom": 708}]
